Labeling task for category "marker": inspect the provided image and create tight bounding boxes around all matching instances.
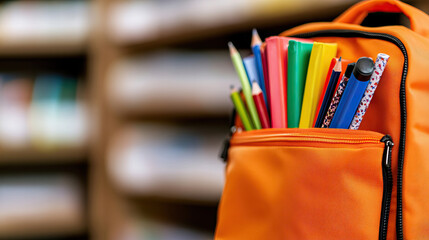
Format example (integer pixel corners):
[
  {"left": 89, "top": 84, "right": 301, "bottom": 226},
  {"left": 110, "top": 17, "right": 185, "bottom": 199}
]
[
  {"left": 330, "top": 57, "right": 374, "bottom": 129},
  {"left": 350, "top": 53, "right": 390, "bottom": 129}
]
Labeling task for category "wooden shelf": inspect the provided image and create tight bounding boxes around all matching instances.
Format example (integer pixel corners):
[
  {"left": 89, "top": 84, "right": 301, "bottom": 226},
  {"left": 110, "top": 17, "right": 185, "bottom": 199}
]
[
  {"left": 0, "top": 146, "right": 88, "bottom": 165},
  {"left": 0, "top": 41, "right": 88, "bottom": 57},
  {"left": 109, "top": 0, "right": 357, "bottom": 50}
]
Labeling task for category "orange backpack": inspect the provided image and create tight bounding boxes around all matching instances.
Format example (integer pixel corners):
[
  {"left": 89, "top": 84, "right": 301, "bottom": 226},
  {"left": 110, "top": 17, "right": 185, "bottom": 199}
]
[{"left": 215, "top": 0, "right": 429, "bottom": 239}]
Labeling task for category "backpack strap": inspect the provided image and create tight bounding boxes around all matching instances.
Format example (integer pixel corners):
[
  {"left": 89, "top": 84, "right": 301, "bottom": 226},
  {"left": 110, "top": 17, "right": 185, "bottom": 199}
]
[{"left": 334, "top": 0, "right": 429, "bottom": 37}]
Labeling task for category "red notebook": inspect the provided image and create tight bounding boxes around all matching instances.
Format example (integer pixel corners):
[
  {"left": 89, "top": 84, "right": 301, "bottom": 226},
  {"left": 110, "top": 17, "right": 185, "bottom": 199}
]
[
  {"left": 266, "top": 36, "right": 312, "bottom": 128},
  {"left": 312, "top": 57, "right": 352, "bottom": 127},
  {"left": 266, "top": 37, "right": 288, "bottom": 128}
]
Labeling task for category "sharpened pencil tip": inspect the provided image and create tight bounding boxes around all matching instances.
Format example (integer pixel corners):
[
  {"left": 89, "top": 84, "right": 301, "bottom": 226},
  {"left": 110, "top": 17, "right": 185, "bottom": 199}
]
[
  {"left": 251, "top": 29, "right": 262, "bottom": 47},
  {"left": 252, "top": 81, "right": 262, "bottom": 94},
  {"left": 334, "top": 57, "right": 342, "bottom": 72},
  {"left": 228, "top": 42, "right": 237, "bottom": 55}
]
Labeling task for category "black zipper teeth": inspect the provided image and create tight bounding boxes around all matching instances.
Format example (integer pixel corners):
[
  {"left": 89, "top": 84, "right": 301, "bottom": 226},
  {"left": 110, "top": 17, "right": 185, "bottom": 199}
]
[
  {"left": 380, "top": 135, "right": 394, "bottom": 240},
  {"left": 290, "top": 29, "right": 407, "bottom": 240}
]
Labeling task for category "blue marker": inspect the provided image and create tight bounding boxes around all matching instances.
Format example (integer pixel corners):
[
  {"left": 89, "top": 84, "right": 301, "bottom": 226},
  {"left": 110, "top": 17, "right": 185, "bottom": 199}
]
[
  {"left": 330, "top": 57, "right": 374, "bottom": 129},
  {"left": 251, "top": 29, "right": 267, "bottom": 101}
]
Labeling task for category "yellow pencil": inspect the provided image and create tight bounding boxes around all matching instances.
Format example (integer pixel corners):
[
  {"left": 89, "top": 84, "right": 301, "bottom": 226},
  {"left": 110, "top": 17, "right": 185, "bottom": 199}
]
[{"left": 228, "top": 42, "right": 261, "bottom": 129}]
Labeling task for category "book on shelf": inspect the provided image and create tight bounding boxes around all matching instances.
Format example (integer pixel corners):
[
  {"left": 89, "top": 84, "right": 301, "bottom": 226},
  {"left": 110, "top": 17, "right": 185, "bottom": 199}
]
[
  {"left": 0, "top": 1, "right": 90, "bottom": 45},
  {"left": 109, "top": 51, "right": 236, "bottom": 116},
  {"left": 0, "top": 174, "right": 85, "bottom": 238},
  {"left": 107, "top": 122, "right": 226, "bottom": 202},
  {"left": 0, "top": 74, "right": 88, "bottom": 150}
]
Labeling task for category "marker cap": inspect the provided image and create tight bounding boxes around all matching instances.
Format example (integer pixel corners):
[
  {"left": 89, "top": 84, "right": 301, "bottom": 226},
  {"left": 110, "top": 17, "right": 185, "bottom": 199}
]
[
  {"left": 353, "top": 57, "right": 375, "bottom": 81},
  {"left": 344, "top": 62, "right": 355, "bottom": 78}
]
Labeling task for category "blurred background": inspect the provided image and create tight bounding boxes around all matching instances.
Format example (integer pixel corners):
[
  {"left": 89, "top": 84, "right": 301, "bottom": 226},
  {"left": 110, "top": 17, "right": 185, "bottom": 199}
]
[{"left": 0, "top": 0, "right": 427, "bottom": 239}]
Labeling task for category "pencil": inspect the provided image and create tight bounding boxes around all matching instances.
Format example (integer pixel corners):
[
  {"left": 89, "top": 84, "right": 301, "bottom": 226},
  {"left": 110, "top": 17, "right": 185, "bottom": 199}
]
[
  {"left": 251, "top": 29, "right": 267, "bottom": 102},
  {"left": 314, "top": 57, "right": 342, "bottom": 127},
  {"left": 228, "top": 42, "right": 262, "bottom": 129},
  {"left": 252, "top": 81, "right": 270, "bottom": 129},
  {"left": 322, "top": 63, "right": 355, "bottom": 128},
  {"left": 230, "top": 85, "right": 254, "bottom": 131}
]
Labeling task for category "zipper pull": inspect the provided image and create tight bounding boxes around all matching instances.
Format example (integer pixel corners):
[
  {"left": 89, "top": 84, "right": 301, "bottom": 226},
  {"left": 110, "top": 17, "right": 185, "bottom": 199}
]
[
  {"left": 220, "top": 126, "right": 237, "bottom": 162},
  {"left": 381, "top": 135, "right": 394, "bottom": 167},
  {"left": 220, "top": 108, "right": 238, "bottom": 162}
]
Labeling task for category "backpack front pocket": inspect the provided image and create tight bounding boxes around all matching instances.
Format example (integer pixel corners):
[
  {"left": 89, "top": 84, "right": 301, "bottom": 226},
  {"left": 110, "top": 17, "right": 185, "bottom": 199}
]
[{"left": 215, "top": 128, "right": 393, "bottom": 240}]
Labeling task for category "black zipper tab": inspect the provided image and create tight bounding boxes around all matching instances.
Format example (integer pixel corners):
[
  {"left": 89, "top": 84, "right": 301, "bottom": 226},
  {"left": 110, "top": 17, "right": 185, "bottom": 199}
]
[
  {"left": 220, "top": 109, "right": 237, "bottom": 162},
  {"left": 379, "top": 135, "right": 394, "bottom": 240}
]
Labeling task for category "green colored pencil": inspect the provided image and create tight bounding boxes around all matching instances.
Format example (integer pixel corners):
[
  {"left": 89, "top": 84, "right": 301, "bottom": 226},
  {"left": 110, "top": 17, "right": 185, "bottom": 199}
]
[
  {"left": 228, "top": 42, "right": 261, "bottom": 129},
  {"left": 230, "top": 86, "right": 254, "bottom": 131}
]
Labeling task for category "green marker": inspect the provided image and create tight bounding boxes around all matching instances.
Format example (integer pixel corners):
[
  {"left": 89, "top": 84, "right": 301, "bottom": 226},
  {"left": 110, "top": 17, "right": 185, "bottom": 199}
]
[
  {"left": 228, "top": 42, "right": 261, "bottom": 129},
  {"left": 230, "top": 86, "right": 254, "bottom": 131}
]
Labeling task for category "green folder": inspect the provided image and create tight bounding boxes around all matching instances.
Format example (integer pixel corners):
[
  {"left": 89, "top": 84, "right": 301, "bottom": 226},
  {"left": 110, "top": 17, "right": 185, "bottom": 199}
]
[{"left": 287, "top": 40, "right": 313, "bottom": 128}]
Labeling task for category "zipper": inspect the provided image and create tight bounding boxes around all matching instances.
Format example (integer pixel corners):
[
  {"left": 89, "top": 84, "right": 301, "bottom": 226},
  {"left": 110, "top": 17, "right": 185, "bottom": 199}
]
[
  {"left": 289, "top": 29, "right": 407, "bottom": 240},
  {"left": 380, "top": 135, "right": 394, "bottom": 240},
  {"left": 231, "top": 130, "right": 383, "bottom": 146}
]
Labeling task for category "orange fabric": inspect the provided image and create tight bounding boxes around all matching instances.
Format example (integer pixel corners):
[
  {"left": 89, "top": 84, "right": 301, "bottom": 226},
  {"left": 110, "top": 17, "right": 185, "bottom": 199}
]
[
  {"left": 216, "top": 1, "right": 429, "bottom": 239},
  {"left": 334, "top": 0, "right": 429, "bottom": 38},
  {"left": 216, "top": 129, "right": 385, "bottom": 239}
]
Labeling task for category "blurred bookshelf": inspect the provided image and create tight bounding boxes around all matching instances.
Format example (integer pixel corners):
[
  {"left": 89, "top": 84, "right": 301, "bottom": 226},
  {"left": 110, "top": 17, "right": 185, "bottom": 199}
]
[{"left": 0, "top": 0, "right": 91, "bottom": 240}]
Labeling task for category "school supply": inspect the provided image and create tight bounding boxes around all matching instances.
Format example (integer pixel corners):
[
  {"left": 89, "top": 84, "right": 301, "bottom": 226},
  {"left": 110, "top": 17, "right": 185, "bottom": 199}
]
[
  {"left": 313, "top": 57, "right": 352, "bottom": 126},
  {"left": 251, "top": 29, "right": 267, "bottom": 102},
  {"left": 322, "top": 63, "right": 355, "bottom": 128},
  {"left": 230, "top": 86, "right": 253, "bottom": 131},
  {"left": 243, "top": 55, "right": 259, "bottom": 86},
  {"left": 287, "top": 40, "right": 313, "bottom": 128},
  {"left": 330, "top": 57, "right": 374, "bottom": 129},
  {"left": 228, "top": 42, "right": 261, "bottom": 129},
  {"left": 349, "top": 53, "right": 390, "bottom": 130},
  {"left": 265, "top": 36, "right": 288, "bottom": 128},
  {"left": 313, "top": 57, "right": 336, "bottom": 127},
  {"left": 314, "top": 57, "right": 342, "bottom": 128},
  {"left": 266, "top": 36, "right": 313, "bottom": 128},
  {"left": 299, "top": 42, "right": 337, "bottom": 128},
  {"left": 252, "top": 81, "right": 270, "bottom": 129}
]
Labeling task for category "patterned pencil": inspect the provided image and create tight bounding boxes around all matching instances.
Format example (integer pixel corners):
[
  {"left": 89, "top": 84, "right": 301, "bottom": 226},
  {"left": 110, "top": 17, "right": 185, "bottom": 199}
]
[
  {"left": 321, "top": 63, "right": 355, "bottom": 128},
  {"left": 349, "top": 53, "right": 390, "bottom": 129}
]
